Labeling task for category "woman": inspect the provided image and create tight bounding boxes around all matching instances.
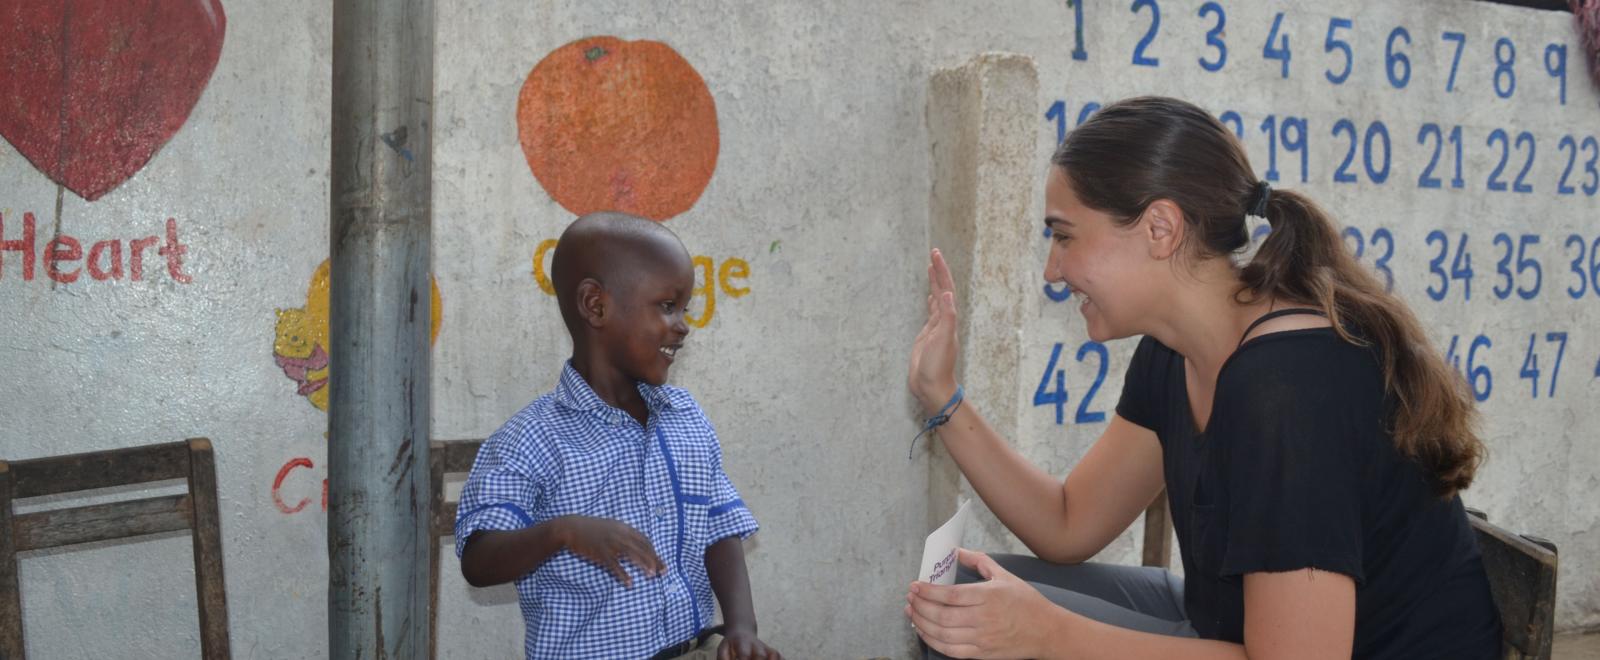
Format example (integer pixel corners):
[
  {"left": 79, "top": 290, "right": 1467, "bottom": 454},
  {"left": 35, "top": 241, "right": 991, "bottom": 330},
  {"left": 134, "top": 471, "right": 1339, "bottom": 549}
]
[{"left": 904, "top": 96, "right": 1501, "bottom": 659}]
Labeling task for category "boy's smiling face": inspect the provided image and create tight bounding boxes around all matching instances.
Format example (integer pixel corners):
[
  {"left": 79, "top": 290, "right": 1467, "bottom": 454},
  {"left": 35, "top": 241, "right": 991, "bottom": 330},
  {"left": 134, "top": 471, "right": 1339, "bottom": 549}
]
[
  {"left": 553, "top": 211, "right": 699, "bottom": 402},
  {"left": 599, "top": 252, "right": 694, "bottom": 387}
]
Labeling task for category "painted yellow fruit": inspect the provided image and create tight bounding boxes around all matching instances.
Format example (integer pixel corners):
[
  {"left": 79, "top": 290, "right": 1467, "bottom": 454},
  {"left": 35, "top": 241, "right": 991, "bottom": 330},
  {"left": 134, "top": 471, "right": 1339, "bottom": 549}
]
[{"left": 273, "top": 260, "right": 442, "bottom": 412}]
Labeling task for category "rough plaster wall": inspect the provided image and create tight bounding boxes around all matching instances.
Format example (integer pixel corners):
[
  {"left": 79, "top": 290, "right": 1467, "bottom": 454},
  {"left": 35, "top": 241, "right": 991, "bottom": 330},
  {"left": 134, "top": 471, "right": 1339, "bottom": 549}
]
[
  {"left": 0, "top": 1, "right": 1595, "bottom": 659},
  {"left": 429, "top": 3, "right": 935, "bottom": 657},
  {"left": 0, "top": 0, "right": 335, "bottom": 657},
  {"left": 912, "top": 0, "right": 1600, "bottom": 635}
]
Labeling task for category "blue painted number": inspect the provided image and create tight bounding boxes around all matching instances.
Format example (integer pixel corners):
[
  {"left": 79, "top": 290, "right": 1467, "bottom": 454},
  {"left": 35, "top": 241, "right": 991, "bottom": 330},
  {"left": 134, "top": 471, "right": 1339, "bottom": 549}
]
[
  {"left": 1068, "top": 0, "right": 1088, "bottom": 60},
  {"left": 1445, "top": 334, "right": 1493, "bottom": 402},
  {"left": 1074, "top": 342, "right": 1109, "bottom": 423},
  {"left": 1545, "top": 43, "right": 1567, "bottom": 105},
  {"left": 1386, "top": 27, "right": 1412, "bottom": 88},
  {"left": 1035, "top": 343, "right": 1069, "bottom": 424},
  {"left": 1494, "top": 38, "right": 1517, "bottom": 99},
  {"left": 1441, "top": 31, "right": 1466, "bottom": 92},
  {"left": 1520, "top": 332, "right": 1567, "bottom": 398},
  {"left": 1490, "top": 233, "right": 1542, "bottom": 300},
  {"left": 1047, "top": 100, "right": 1067, "bottom": 144},
  {"left": 1324, "top": 17, "right": 1352, "bottom": 84},
  {"left": 1426, "top": 231, "right": 1473, "bottom": 301},
  {"left": 1131, "top": 0, "right": 1161, "bottom": 67},
  {"left": 1564, "top": 234, "right": 1600, "bottom": 299},
  {"left": 1035, "top": 341, "right": 1111, "bottom": 425},
  {"left": 1198, "top": 2, "right": 1227, "bottom": 72},
  {"left": 1263, "top": 12, "right": 1291, "bottom": 78},
  {"left": 1260, "top": 115, "right": 1308, "bottom": 183}
]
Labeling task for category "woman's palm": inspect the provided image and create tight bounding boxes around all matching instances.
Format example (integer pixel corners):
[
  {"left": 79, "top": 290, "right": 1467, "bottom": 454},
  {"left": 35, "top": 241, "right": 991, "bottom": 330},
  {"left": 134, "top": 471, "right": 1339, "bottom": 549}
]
[{"left": 909, "top": 249, "right": 960, "bottom": 413}]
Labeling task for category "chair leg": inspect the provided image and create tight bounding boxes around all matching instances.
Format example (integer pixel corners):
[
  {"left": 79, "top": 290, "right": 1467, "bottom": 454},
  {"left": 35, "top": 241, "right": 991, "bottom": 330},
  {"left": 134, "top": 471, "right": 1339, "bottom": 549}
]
[
  {"left": 187, "top": 439, "right": 232, "bottom": 660},
  {"left": 1141, "top": 491, "right": 1173, "bottom": 568},
  {"left": 1, "top": 461, "right": 25, "bottom": 660},
  {"left": 428, "top": 445, "right": 445, "bottom": 660}
]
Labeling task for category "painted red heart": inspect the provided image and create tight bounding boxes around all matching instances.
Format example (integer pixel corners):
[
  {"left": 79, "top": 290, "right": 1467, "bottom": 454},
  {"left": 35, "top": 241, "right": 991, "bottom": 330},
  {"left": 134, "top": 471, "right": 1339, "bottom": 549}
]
[{"left": 0, "top": 0, "right": 226, "bottom": 201}]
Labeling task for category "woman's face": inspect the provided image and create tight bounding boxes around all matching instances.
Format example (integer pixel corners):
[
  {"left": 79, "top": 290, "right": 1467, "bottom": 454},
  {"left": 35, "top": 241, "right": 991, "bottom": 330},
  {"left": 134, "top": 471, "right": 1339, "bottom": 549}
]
[{"left": 1042, "top": 166, "right": 1156, "bottom": 342}]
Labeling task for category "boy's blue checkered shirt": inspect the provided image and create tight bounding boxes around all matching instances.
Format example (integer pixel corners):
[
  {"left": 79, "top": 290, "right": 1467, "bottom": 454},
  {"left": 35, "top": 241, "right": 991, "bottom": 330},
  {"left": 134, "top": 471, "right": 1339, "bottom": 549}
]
[{"left": 455, "top": 362, "right": 759, "bottom": 659}]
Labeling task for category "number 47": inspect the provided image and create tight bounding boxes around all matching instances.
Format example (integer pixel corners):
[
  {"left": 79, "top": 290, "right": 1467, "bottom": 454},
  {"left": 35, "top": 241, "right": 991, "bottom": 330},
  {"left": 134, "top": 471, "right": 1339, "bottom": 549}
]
[
  {"left": 1520, "top": 332, "right": 1567, "bottom": 398},
  {"left": 1035, "top": 341, "right": 1111, "bottom": 425}
]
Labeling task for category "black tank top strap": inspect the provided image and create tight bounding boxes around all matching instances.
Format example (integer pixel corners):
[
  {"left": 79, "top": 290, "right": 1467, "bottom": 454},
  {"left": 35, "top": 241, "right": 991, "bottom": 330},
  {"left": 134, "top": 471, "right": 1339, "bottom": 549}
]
[{"left": 1238, "top": 308, "right": 1327, "bottom": 347}]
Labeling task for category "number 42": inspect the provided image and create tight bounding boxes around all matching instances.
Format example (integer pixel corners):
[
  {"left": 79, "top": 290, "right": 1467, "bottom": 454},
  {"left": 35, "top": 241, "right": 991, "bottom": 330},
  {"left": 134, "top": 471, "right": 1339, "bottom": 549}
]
[{"left": 1035, "top": 341, "right": 1111, "bottom": 424}]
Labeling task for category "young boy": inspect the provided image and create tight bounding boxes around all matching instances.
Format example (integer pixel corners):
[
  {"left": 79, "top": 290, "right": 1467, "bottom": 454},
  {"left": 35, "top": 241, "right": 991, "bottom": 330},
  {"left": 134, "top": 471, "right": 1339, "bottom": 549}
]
[{"left": 455, "top": 212, "right": 780, "bottom": 660}]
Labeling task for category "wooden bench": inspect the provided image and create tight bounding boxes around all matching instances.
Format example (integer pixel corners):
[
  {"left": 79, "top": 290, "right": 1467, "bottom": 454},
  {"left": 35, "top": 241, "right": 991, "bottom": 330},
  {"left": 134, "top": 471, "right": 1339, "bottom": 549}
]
[
  {"left": 0, "top": 439, "right": 230, "bottom": 660},
  {"left": 1466, "top": 508, "right": 1559, "bottom": 660}
]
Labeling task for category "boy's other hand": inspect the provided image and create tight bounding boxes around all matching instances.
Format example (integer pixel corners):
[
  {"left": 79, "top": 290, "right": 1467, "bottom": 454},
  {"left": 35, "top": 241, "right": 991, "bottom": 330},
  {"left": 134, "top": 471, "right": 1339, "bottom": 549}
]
[
  {"left": 716, "top": 627, "right": 781, "bottom": 660},
  {"left": 554, "top": 515, "right": 665, "bottom": 587}
]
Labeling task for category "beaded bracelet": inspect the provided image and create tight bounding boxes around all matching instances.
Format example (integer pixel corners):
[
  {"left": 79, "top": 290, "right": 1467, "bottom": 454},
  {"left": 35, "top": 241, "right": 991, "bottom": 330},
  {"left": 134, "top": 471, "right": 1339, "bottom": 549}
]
[{"left": 909, "top": 385, "right": 964, "bottom": 459}]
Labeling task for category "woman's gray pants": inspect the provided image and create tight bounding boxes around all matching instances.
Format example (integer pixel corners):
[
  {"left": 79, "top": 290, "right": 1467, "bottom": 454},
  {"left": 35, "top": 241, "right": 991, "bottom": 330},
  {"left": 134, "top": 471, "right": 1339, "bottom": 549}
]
[{"left": 923, "top": 554, "right": 1197, "bottom": 659}]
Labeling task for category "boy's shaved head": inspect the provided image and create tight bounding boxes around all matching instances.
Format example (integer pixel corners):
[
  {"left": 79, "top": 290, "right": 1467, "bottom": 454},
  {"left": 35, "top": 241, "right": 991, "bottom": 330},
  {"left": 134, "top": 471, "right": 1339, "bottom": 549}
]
[{"left": 551, "top": 212, "right": 693, "bottom": 336}]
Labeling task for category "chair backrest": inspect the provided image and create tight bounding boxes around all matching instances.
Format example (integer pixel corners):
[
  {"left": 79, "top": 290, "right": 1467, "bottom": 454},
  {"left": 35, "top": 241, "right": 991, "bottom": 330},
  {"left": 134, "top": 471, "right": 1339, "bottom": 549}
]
[
  {"left": 428, "top": 438, "right": 485, "bottom": 660},
  {"left": 1465, "top": 508, "right": 1558, "bottom": 660},
  {"left": 1140, "top": 492, "right": 1173, "bottom": 568},
  {"left": 0, "top": 438, "right": 230, "bottom": 660}
]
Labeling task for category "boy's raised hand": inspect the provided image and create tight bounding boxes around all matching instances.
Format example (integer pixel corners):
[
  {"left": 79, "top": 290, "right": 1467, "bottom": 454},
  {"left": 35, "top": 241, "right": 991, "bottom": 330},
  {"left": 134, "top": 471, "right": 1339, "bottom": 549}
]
[
  {"left": 716, "top": 628, "right": 782, "bottom": 660},
  {"left": 555, "top": 515, "right": 665, "bottom": 587},
  {"left": 909, "top": 248, "right": 961, "bottom": 415}
]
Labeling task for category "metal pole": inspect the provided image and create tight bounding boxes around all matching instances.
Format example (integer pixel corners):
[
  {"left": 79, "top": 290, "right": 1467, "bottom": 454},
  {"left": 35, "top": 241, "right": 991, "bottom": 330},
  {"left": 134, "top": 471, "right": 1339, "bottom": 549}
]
[{"left": 328, "top": 0, "right": 433, "bottom": 657}]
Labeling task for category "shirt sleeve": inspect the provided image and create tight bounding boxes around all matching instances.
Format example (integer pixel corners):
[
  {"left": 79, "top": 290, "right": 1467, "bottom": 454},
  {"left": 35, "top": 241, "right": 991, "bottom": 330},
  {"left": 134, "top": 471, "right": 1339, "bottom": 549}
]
[
  {"left": 453, "top": 422, "right": 552, "bottom": 559},
  {"left": 1114, "top": 335, "right": 1166, "bottom": 434},
  {"left": 700, "top": 418, "right": 759, "bottom": 545},
  {"left": 1212, "top": 346, "right": 1368, "bottom": 583}
]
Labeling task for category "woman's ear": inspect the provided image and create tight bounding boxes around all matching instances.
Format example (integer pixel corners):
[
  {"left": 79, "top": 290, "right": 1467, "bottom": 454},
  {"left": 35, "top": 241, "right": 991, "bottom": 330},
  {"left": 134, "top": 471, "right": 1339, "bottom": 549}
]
[
  {"left": 1142, "top": 199, "right": 1185, "bottom": 260},
  {"left": 577, "top": 278, "right": 607, "bottom": 328}
]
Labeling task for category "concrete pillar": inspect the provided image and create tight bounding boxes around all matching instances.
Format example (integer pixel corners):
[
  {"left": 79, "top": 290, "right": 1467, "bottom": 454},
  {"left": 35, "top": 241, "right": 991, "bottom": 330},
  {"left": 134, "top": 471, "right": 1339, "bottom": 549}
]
[{"left": 925, "top": 53, "right": 1039, "bottom": 553}]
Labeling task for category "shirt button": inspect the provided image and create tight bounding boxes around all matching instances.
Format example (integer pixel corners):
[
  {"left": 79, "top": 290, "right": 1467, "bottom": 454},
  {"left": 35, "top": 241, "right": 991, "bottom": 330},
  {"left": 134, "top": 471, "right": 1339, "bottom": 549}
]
[{"left": 655, "top": 505, "right": 669, "bottom": 519}]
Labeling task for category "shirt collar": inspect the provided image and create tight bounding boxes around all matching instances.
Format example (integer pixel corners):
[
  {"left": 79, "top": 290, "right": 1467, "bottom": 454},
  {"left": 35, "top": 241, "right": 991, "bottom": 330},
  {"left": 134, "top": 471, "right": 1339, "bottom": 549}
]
[{"left": 554, "top": 361, "right": 688, "bottom": 415}]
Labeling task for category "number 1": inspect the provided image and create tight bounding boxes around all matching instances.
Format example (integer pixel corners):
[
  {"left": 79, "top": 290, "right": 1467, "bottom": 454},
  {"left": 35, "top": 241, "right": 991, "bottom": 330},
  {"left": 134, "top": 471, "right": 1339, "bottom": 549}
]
[{"left": 1069, "top": 0, "right": 1088, "bottom": 61}]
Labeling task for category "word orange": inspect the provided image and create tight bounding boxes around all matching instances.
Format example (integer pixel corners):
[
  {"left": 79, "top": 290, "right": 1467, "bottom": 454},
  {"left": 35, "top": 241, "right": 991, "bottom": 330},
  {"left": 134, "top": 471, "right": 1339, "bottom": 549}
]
[{"left": 531, "top": 238, "right": 748, "bottom": 328}]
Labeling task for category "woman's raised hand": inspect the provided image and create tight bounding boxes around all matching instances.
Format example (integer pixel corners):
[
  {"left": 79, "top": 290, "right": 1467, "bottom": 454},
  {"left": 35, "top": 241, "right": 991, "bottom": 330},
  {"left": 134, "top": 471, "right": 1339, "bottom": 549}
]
[{"left": 909, "top": 249, "right": 961, "bottom": 415}]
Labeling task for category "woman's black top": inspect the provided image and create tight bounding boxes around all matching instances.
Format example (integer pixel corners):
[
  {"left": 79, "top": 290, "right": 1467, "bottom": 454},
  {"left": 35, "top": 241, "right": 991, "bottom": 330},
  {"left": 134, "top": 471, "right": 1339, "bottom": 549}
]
[{"left": 1114, "top": 327, "right": 1501, "bottom": 659}]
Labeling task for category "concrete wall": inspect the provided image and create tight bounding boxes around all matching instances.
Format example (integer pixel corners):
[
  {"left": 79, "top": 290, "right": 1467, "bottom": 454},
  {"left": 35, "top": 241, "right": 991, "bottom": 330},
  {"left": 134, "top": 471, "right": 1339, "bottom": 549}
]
[{"left": 0, "top": 0, "right": 1595, "bottom": 657}]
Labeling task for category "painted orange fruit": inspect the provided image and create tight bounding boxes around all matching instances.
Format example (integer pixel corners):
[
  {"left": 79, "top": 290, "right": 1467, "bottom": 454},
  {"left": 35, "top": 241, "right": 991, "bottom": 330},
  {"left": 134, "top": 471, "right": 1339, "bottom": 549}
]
[{"left": 517, "top": 36, "right": 718, "bottom": 222}]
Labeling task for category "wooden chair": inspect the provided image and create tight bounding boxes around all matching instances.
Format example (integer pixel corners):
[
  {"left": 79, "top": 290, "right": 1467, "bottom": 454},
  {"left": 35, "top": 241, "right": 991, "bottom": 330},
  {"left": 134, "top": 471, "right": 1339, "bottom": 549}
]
[
  {"left": 0, "top": 438, "right": 230, "bottom": 660},
  {"left": 1465, "top": 508, "right": 1559, "bottom": 660},
  {"left": 428, "top": 439, "right": 484, "bottom": 660},
  {"left": 1140, "top": 492, "right": 1173, "bottom": 567},
  {"left": 427, "top": 439, "right": 726, "bottom": 659}
]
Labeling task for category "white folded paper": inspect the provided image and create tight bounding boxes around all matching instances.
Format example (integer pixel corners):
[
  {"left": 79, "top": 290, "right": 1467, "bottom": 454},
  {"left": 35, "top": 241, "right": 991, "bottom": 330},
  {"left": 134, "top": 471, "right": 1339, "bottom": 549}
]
[{"left": 918, "top": 499, "right": 972, "bottom": 585}]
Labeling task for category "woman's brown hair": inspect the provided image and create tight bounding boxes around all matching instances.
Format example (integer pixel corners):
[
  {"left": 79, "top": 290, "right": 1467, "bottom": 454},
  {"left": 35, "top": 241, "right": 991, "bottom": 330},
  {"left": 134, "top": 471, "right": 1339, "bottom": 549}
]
[{"left": 1053, "top": 96, "right": 1482, "bottom": 498}]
